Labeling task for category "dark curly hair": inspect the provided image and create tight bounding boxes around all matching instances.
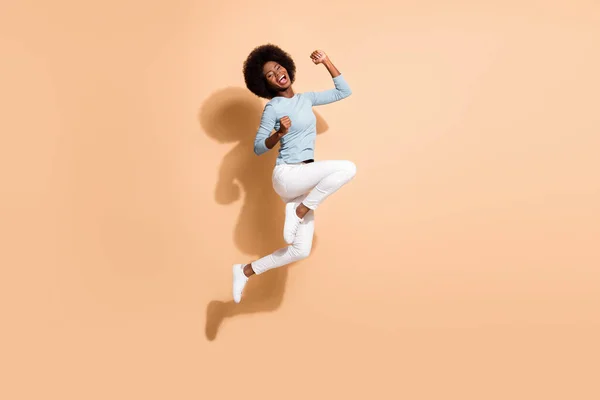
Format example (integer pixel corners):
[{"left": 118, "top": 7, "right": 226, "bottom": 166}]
[{"left": 243, "top": 44, "right": 296, "bottom": 99}]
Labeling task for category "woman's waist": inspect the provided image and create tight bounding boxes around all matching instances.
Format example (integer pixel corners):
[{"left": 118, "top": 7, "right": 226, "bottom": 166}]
[{"left": 275, "top": 151, "right": 315, "bottom": 166}]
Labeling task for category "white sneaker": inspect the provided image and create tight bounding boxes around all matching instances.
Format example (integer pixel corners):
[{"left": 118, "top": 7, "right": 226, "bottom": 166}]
[
  {"left": 232, "top": 264, "right": 249, "bottom": 303},
  {"left": 283, "top": 202, "right": 303, "bottom": 244}
]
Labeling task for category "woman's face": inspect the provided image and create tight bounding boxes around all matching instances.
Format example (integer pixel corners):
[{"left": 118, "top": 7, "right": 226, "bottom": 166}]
[{"left": 263, "top": 61, "right": 291, "bottom": 91}]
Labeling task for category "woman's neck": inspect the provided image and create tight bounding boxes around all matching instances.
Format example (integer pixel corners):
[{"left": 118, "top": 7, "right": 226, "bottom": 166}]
[{"left": 275, "top": 87, "right": 295, "bottom": 99}]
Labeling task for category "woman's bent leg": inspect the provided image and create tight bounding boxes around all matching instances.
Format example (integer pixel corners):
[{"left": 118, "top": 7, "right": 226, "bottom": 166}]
[
  {"left": 278, "top": 160, "right": 356, "bottom": 243},
  {"left": 232, "top": 211, "right": 314, "bottom": 303},
  {"left": 301, "top": 160, "right": 356, "bottom": 210},
  {"left": 276, "top": 160, "right": 357, "bottom": 208},
  {"left": 251, "top": 209, "right": 315, "bottom": 275}
]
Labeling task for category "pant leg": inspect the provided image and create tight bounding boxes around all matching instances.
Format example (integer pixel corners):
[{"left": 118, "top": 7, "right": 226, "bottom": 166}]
[
  {"left": 275, "top": 160, "right": 357, "bottom": 210},
  {"left": 251, "top": 160, "right": 355, "bottom": 275},
  {"left": 250, "top": 207, "right": 315, "bottom": 275}
]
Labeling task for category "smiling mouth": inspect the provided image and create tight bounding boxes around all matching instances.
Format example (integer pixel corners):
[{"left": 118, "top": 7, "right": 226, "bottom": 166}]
[{"left": 278, "top": 75, "right": 288, "bottom": 85}]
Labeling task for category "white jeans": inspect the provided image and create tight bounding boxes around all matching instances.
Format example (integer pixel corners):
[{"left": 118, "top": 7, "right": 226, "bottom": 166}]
[{"left": 251, "top": 160, "right": 357, "bottom": 275}]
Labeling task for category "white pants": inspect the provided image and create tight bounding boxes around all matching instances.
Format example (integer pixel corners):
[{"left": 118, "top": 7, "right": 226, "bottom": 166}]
[{"left": 251, "top": 160, "right": 357, "bottom": 275}]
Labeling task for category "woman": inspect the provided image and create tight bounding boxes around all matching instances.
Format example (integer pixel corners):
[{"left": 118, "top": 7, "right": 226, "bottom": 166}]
[{"left": 233, "top": 44, "right": 356, "bottom": 303}]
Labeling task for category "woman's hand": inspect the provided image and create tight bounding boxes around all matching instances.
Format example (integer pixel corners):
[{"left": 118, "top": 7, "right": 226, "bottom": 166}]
[
  {"left": 266, "top": 116, "right": 291, "bottom": 149},
  {"left": 311, "top": 49, "right": 340, "bottom": 78},
  {"left": 310, "top": 50, "right": 328, "bottom": 65},
  {"left": 278, "top": 116, "right": 292, "bottom": 135}
]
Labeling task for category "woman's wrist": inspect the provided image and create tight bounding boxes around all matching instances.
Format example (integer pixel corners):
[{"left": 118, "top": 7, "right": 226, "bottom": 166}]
[
  {"left": 323, "top": 58, "right": 340, "bottom": 77},
  {"left": 265, "top": 130, "right": 283, "bottom": 149}
]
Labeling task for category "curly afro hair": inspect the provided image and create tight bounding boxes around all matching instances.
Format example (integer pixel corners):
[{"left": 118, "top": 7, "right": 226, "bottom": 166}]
[{"left": 243, "top": 43, "right": 296, "bottom": 99}]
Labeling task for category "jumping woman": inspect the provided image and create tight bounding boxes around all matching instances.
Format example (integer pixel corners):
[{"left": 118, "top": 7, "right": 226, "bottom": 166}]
[{"left": 233, "top": 44, "right": 356, "bottom": 303}]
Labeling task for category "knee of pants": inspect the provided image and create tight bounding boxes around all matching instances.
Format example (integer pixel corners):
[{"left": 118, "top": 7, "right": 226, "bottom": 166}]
[
  {"left": 290, "top": 243, "right": 312, "bottom": 262},
  {"left": 342, "top": 160, "right": 357, "bottom": 179}
]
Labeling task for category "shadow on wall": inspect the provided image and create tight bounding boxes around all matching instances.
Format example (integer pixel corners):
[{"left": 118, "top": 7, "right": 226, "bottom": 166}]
[{"left": 199, "top": 87, "right": 329, "bottom": 341}]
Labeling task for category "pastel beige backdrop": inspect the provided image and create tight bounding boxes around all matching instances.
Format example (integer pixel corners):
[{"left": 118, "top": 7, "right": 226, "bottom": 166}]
[{"left": 1, "top": 0, "right": 598, "bottom": 399}]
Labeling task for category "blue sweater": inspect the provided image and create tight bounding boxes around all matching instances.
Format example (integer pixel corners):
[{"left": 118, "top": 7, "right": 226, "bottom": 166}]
[{"left": 253, "top": 74, "right": 352, "bottom": 165}]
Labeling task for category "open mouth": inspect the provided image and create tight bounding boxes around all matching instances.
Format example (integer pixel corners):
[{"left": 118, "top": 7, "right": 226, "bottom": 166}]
[{"left": 278, "top": 75, "right": 288, "bottom": 85}]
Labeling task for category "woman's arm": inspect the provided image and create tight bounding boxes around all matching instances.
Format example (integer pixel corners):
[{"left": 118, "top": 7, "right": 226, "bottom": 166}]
[
  {"left": 254, "top": 103, "right": 289, "bottom": 155},
  {"left": 308, "top": 50, "right": 352, "bottom": 106},
  {"left": 254, "top": 103, "right": 277, "bottom": 155}
]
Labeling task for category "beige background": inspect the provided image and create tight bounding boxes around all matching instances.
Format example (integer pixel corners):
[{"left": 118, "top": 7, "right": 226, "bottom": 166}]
[{"left": 1, "top": 0, "right": 599, "bottom": 399}]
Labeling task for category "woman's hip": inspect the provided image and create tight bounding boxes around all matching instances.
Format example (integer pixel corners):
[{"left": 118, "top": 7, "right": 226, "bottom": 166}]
[{"left": 272, "top": 159, "right": 357, "bottom": 198}]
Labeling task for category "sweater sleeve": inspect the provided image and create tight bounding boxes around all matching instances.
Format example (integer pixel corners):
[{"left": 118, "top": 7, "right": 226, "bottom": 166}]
[
  {"left": 306, "top": 74, "right": 352, "bottom": 106},
  {"left": 254, "top": 103, "right": 277, "bottom": 155}
]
